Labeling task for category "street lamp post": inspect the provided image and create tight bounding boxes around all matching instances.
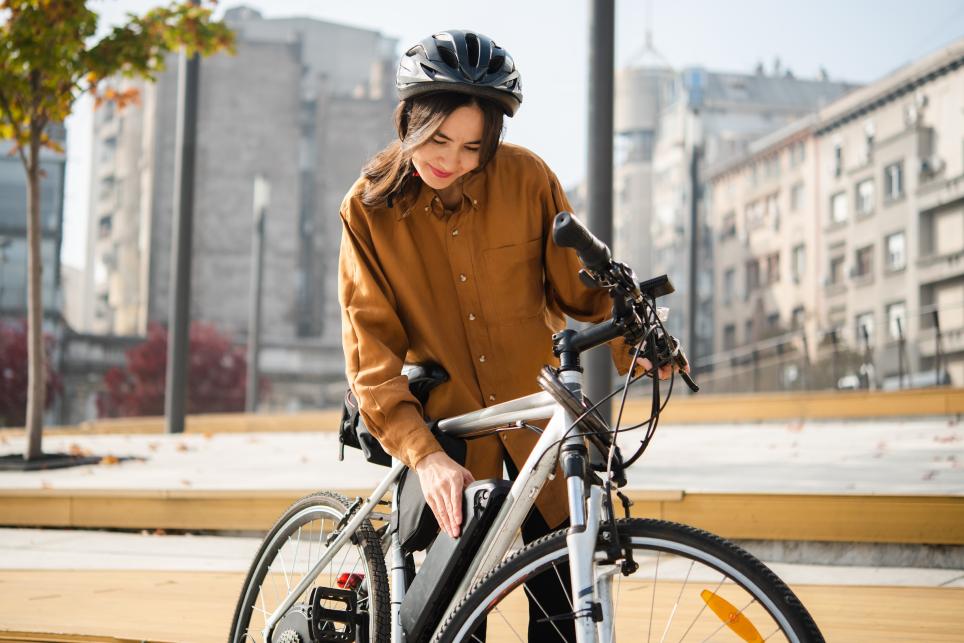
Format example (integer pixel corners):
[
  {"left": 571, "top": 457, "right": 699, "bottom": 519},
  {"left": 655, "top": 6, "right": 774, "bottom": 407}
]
[{"left": 246, "top": 175, "right": 270, "bottom": 413}]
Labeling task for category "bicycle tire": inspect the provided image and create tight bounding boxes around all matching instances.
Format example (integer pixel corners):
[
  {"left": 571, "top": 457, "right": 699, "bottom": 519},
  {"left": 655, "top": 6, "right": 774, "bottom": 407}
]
[
  {"left": 434, "top": 518, "right": 824, "bottom": 643},
  {"left": 229, "top": 491, "right": 390, "bottom": 643}
]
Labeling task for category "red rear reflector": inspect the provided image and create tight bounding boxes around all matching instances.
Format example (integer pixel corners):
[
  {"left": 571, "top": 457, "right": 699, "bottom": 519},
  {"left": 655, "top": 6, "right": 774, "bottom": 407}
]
[{"left": 337, "top": 573, "right": 364, "bottom": 590}]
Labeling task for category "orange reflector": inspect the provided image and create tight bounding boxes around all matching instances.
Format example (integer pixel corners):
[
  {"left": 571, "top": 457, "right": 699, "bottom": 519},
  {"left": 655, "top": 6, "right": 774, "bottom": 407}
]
[{"left": 700, "top": 589, "right": 764, "bottom": 643}]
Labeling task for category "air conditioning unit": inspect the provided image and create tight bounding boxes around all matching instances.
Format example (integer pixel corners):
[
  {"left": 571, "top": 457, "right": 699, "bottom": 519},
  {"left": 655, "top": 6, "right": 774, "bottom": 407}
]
[{"left": 920, "top": 156, "right": 945, "bottom": 176}]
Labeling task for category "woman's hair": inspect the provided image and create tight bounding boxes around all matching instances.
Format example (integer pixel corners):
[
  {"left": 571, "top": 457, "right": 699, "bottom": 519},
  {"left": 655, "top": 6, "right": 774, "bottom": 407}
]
[{"left": 361, "top": 92, "right": 504, "bottom": 207}]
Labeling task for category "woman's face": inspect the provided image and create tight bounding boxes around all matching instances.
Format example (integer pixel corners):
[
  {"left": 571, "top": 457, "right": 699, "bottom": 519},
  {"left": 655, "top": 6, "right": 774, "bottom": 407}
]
[{"left": 411, "top": 104, "right": 484, "bottom": 192}]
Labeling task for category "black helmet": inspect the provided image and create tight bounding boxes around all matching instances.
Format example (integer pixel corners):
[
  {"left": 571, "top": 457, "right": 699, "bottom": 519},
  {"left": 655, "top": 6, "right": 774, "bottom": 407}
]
[{"left": 396, "top": 30, "right": 523, "bottom": 116}]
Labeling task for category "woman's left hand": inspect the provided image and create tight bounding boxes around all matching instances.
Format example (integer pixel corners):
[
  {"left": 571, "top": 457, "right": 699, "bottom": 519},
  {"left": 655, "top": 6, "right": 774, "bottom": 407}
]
[{"left": 635, "top": 356, "right": 689, "bottom": 381}]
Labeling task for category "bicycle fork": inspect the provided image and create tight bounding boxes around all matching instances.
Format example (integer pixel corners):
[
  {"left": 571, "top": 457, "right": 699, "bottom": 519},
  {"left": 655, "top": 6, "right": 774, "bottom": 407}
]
[{"left": 564, "top": 450, "right": 610, "bottom": 643}]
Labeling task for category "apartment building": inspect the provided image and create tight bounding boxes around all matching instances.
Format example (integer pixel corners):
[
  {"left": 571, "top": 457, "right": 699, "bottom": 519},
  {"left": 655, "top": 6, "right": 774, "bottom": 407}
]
[
  {"left": 707, "top": 37, "right": 964, "bottom": 388},
  {"left": 80, "top": 8, "right": 397, "bottom": 412}
]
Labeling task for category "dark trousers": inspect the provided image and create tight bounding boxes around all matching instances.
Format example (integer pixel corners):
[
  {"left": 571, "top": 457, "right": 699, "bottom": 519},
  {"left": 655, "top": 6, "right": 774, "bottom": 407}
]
[{"left": 470, "top": 454, "right": 576, "bottom": 642}]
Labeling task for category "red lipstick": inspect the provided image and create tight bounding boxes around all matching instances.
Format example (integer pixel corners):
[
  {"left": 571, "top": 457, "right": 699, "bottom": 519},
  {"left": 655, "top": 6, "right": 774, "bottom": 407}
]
[{"left": 428, "top": 164, "right": 453, "bottom": 179}]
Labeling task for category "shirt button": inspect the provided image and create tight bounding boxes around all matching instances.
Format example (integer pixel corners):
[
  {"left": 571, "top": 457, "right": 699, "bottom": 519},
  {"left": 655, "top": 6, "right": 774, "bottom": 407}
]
[
  {"left": 488, "top": 394, "right": 496, "bottom": 402},
  {"left": 479, "top": 355, "right": 486, "bottom": 363},
  {"left": 459, "top": 274, "right": 467, "bottom": 282},
  {"left": 452, "top": 229, "right": 459, "bottom": 237},
  {"left": 424, "top": 206, "right": 429, "bottom": 212},
  {"left": 473, "top": 199, "right": 478, "bottom": 206},
  {"left": 468, "top": 313, "right": 476, "bottom": 321}
]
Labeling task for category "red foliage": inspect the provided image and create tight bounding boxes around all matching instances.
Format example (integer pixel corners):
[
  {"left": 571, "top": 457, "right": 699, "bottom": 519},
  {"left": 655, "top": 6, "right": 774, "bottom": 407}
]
[
  {"left": 97, "top": 322, "right": 269, "bottom": 418},
  {"left": 0, "top": 319, "right": 62, "bottom": 428}
]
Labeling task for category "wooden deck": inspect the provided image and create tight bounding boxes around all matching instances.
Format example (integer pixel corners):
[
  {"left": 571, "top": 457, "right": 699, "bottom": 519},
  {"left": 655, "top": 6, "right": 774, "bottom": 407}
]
[
  {"left": 0, "top": 570, "right": 961, "bottom": 642},
  {"left": 2, "top": 488, "right": 961, "bottom": 545}
]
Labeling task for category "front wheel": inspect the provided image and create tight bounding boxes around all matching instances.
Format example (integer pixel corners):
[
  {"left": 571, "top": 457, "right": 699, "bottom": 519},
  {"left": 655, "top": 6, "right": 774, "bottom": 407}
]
[{"left": 434, "top": 518, "right": 824, "bottom": 643}]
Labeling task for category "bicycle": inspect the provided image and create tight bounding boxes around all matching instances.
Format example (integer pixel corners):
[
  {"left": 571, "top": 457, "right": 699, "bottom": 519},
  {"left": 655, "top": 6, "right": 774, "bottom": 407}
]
[{"left": 229, "top": 211, "right": 825, "bottom": 643}]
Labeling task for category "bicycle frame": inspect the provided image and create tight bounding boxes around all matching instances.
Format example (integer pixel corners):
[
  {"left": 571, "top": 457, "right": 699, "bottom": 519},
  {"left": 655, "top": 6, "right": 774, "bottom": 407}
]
[{"left": 260, "top": 368, "right": 610, "bottom": 643}]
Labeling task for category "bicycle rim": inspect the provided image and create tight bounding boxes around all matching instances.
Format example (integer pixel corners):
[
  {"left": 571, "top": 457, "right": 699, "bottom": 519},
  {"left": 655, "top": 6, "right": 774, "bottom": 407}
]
[
  {"left": 435, "top": 518, "right": 823, "bottom": 643},
  {"left": 230, "top": 492, "right": 388, "bottom": 643}
]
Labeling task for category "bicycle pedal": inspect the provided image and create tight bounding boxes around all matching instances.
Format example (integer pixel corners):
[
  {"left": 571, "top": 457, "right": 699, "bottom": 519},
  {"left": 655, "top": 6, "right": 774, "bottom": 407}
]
[{"left": 309, "top": 586, "right": 358, "bottom": 642}]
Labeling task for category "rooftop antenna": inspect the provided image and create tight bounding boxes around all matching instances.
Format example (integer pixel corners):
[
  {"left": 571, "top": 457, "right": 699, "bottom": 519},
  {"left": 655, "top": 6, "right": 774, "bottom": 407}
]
[{"left": 626, "top": 0, "right": 672, "bottom": 68}]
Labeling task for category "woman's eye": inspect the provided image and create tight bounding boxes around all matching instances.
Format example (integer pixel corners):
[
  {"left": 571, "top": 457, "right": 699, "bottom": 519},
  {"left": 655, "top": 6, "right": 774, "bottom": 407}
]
[
  {"left": 465, "top": 147, "right": 480, "bottom": 153},
  {"left": 432, "top": 138, "right": 446, "bottom": 145}
]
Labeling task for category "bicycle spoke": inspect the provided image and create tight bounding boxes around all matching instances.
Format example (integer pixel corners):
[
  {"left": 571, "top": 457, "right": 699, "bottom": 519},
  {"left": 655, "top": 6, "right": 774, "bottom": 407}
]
[
  {"left": 658, "top": 560, "right": 694, "bottom": 643},
  {"left": 648, "top": 550, "right": 661, "bottom": 643},
  {"left": 523, "top": 576, "right": 569, "bottom": 642},
  {"left": 552, "top": 562, "right": 574, "bottom": 610},
  {"left": 676, "top": 576, "right": 724, "bottom": 642},
  {"left": 493, "top": 604, "right": 528, "bottom": 642}
]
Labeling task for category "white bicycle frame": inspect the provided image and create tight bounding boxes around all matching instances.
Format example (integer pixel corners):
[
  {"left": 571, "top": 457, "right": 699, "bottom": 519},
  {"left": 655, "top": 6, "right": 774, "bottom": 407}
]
[{"left": 261, "top": 367, "right": 613, "bottom": 643}]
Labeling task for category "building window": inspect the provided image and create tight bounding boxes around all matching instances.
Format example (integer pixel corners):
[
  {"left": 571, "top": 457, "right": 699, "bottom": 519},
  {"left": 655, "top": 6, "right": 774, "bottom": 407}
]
[
  {"left": 790, "top": 182, "right": 804, "bottom": 212},
  {"left": 789, "top": 141, "right": 806, "bottom": 168},
  {"left": 766, "top": 192, "right": 780, "bottom": 230},
  {"left": 884, "top": 161, "right": 904, "bottom": 201},
  {"left": 745, "top": 258, "right": 760, "bottom": 296},
  {"left": 856, "top": 178, "right": 875, "bottom": 216},
  {"left": 723, "top": 324, "right": 736, "bottom": 351},
  {"left": 99, "top": 175, "right": 115, "bottom": 201},
  {"left": 860, "top": 120, "right": 875, "bottom": 165},
  {"left": 721, "top": 211, "right": 736, "bottom": 239},
  {"left": 854, "top": 245, "right": 874, "bottom": 278},
  {"left": 791, "top": 244, "right": 805, "bottom": 283},
  {"left": 97, "top": 215, "right": 112, "bottom": 239},
  {"left": 791, "top": 306, "right": 806, "bottom": 330},
  {"left": 723, "top": 267, "right": 735, "bottom": 305},
  {"left": 766, "top": 312, "right": 781, "bottom": 332},
  {"left": 830, "top": 191, "right": 848, "bottom": 224},
  {"left": 833, "top": 143, "right": 843, "bottom": 177},
  {"left": 885, "top": 231, "right": 906, "bottom": 271},
  {"left": 886, "top": 301, "right": 907, "bottom": 341},
  {"left": 765, "top": 252, "right": 780, "bottom": 285},
  {"left": 855, "top": 312, "right": 875, "bottom": 348},
  {"left": 829, "top": 255, "right": 846, "bottom": 285},
  {"left": 745, "top": 200, "right": 764, "bottom": 230},
  {"left": 745, "top": 319, "right": 754, "bottom": 344}
]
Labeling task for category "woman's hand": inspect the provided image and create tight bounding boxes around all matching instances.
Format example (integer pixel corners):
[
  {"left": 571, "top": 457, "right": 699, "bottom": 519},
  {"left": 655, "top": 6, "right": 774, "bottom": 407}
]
[
  {"left": 636, "top": 355, "right": 690, "bottom": 381},
  {"left": 414, "top": 451, "right": 475, "bottom": 538}
]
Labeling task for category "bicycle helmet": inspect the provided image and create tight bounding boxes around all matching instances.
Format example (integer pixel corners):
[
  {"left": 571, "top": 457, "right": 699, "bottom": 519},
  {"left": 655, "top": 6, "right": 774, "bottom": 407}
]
[{"left": 396, "top": 30, "right": 523, "bottom": 116}]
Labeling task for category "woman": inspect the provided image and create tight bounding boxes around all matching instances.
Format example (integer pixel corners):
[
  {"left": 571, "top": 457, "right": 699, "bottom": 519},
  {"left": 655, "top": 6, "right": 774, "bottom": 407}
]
[{"left": 338, "top": 29, "right": 678, "bottom": 638}]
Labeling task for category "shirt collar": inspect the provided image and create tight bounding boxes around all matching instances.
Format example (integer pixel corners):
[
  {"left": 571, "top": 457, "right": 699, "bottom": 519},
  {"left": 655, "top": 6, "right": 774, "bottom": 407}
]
[{"left": 395, "top": 166, "right": 486, "bottom": 221}]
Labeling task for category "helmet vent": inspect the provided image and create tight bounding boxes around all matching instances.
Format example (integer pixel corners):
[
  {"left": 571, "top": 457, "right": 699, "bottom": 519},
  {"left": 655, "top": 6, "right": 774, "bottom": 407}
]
[
  {"left": 487, "top": 55, "right": 505, "bottom": 74},
  {"left": 420, "top": 63, "right": 437, "bottom": 79},
  {"left": 437, "top": 44, "right": 459, "bottom": 70},
  {"left": 466, "top": 33, "right": 481, "bottom": 68}
]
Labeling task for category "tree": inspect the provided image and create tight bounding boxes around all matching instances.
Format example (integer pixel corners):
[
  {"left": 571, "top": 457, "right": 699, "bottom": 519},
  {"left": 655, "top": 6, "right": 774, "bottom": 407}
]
[
  {"left": 98, "top": 322, "right": 268, "bottom": 418},
  {"left": 0, "top": 319, "right": 61, "bottom": 427},
  {"left": 0, "top": 0, "right": 234, "bottom": 459}
]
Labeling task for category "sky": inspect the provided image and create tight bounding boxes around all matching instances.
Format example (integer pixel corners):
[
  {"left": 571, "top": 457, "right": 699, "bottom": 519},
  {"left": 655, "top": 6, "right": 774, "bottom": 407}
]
[{"left": 61, "top": 0, "right": 964, "bottom": 269}]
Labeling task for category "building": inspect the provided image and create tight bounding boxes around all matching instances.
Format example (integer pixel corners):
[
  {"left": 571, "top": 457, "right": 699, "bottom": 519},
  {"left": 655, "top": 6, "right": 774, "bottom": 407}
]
[
  {"left": 612, "top": 55, "right": 856, "bottom": 364},
  {"left": 706, "top": 37, "right": 964, "bottom": 390},
  {"left": 79, "top": 8, "right": 398, "bottom": 416},
  {"left": 0, "top": 126, "right": 67, "bottom": 321}
]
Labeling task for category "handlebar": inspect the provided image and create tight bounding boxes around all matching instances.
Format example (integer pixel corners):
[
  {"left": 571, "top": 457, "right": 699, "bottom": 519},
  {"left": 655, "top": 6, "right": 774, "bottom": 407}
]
[
  {"left": 552, "top": 211, "right": 612, "bottom": 275},
  {"left": 552, "top": 211, "right": 699, "bottom": 393}
]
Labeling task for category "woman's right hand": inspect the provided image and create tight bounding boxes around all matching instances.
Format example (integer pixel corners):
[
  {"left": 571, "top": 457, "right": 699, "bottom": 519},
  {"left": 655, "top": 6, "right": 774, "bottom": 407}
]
[{"left": 414, "top": 451, "right": 475, "bottom": 538}]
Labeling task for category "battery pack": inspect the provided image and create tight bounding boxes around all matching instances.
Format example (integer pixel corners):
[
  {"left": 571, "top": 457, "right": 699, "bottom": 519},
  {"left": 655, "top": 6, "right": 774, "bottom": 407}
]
[{"left": 399, "top": 478, "right": 511, "bottom": 641}]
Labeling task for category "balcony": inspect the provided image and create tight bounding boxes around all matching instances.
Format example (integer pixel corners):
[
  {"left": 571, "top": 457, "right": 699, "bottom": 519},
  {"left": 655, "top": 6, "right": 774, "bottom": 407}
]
[
  {"left": 917, "top": 249, "right": 964, "bottom": 285},
  {"left": 918, "top": 326, "right": 964, "bottom": 358}
]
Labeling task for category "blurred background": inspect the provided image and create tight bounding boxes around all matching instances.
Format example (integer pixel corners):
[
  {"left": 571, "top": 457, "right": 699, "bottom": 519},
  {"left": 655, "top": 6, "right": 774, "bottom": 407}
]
[{"left": 2, "top": 0, "right": 963, "bottom": 424}]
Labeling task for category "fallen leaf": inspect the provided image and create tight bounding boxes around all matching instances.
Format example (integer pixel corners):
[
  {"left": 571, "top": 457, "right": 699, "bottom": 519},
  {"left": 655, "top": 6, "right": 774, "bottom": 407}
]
[
  {"left": 175, "top": 443, "right": 190, "bottom": 452},
  {"left": 153, "top": 529, "right": 167, "bottom": 536},
  {"left": 203, "top": 432, "right": 213, "bottom": 440},
  {"left": 147, "top": 442, "right": 160, "bottom": 452},
  {"left": 922, "top": 470, "right": 937, "bottom": 480},
  {"left": 100, "top": 455, "right": 120, "bottom": 465},
  {"left": 68, "top": 443, "right": 91, "bottom": 457},
  {"left": 180, "top": 479, "right": 192, "bottom": 486}
]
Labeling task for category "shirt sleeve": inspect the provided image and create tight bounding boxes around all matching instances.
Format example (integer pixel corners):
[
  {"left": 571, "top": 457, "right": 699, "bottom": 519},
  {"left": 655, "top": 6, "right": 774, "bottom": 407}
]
[
  {"left": 339, "top": 199, "right": 443, "bottom": 469},
  {"left": 538, "top": 165, "right": 638, "bottom": 376}
]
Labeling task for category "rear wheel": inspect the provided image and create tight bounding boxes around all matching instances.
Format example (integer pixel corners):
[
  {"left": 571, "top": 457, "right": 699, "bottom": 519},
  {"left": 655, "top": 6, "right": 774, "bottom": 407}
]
[
  {"left": 434, "top": 518, "right": 824, "bottom": 643},
  {"left": 229, "top": 491, "right": 390, "bottom": 643}
]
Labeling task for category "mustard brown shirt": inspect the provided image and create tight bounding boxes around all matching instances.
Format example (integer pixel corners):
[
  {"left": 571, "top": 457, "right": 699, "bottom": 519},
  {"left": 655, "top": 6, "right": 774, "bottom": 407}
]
[{"left": 338, "top": 143, "right": 634, "bottom": 527}]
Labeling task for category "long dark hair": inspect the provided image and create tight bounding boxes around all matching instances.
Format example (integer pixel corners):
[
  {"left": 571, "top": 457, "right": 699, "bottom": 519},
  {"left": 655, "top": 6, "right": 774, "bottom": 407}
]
[{"left": 361, "top": 93, "right": 504, "bottom": 207}]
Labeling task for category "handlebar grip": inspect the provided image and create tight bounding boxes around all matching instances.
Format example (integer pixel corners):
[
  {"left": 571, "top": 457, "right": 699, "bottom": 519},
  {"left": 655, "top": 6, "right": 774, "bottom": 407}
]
[{"left": 552, "top": 212, "right": 612, "bottom": 273}]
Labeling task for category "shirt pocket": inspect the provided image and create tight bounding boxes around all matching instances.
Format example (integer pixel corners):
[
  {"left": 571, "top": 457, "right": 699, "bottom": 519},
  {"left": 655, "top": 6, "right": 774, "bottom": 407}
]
[{"left": 482, "top": 237, "right": 546, "bottom": 323}]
